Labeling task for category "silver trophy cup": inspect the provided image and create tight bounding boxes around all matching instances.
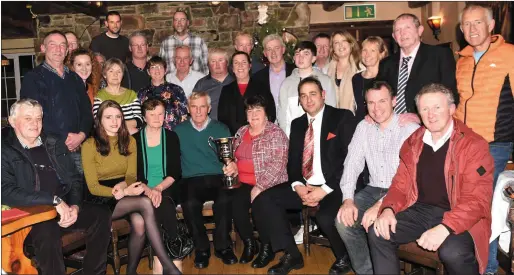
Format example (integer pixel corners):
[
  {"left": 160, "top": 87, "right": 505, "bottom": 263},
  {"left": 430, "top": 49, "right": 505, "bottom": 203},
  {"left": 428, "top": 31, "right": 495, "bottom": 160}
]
[{"left": 208, "top": 136, "right": 241, "bottom": 189}]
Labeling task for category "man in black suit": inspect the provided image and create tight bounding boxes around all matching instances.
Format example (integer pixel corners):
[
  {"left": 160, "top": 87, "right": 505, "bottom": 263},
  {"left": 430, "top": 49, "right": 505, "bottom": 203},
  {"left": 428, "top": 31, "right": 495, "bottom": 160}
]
[
  {"left": 376, "top": 13, "right": 457, "bottom": 124},
  {"left": 245, "top": 34, "right": 295, "bottom": 123},
  {"left": 252, "top": 77, "right": 357, "bottom": 274}
]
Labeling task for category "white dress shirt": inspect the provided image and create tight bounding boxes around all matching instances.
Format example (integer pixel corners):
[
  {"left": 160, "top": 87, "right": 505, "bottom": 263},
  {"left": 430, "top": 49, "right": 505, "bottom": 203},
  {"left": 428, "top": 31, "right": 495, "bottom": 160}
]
[
  {"left": 291, "top": 105, "right": 333, "bottom": 194},
  {"left": 422, "top": 120, "right": 454, "bottom": 152},
  {"left": 399, "top": 42, "right": 421, "bottom": 75},
  {"left": 340, "top": 114, "right": 420, "bottom": 201},
  {"left": 167, "top": 68, "right": 206, "bottom": 98}
]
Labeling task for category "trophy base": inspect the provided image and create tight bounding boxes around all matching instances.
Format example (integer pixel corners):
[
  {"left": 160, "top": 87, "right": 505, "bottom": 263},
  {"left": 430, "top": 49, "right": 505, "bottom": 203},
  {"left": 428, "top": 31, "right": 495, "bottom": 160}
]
[
  {"left": 222, "top": 176, "right": 241, "bottom": 189},
  {"left": 222, "top": 182, "right": 242, "bottom": 189}
]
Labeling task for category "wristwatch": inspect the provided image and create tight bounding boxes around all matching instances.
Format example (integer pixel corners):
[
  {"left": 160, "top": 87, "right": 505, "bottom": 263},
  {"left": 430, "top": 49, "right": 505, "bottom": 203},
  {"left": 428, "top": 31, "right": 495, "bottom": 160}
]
[{"left": 53, "top": 196, "right": 63, "bottom": 206}]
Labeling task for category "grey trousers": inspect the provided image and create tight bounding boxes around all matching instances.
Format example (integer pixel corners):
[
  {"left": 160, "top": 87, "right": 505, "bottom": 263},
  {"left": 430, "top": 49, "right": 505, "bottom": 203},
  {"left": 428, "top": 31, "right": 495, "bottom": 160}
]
[{"left": 335, "top": 186, "right": 388, "bottom": 275}]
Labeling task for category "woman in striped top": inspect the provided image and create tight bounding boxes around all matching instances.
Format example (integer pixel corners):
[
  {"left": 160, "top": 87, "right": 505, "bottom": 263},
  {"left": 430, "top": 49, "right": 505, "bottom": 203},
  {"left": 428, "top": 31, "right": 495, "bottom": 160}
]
[{"left": 93, "top": 58, "right": 143, "bottom": 134}]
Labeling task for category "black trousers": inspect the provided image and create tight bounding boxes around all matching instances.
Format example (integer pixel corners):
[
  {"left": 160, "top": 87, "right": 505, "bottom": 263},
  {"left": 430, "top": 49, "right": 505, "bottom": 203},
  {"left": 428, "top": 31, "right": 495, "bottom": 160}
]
[
  {"left": 180, "top": 175, "right": 232, "bottom": 251},
  {"left": 368, "top": 202, "right": 479, "bottom": 275},
  {"left": 252, "top": 183, "right": 348, "bottom": 258},
  {"left": 230, "top": 183, "right": 254, "bottom": 240},
  {"left": 25, "top": 202, "right": 112, "bottom": 275}
]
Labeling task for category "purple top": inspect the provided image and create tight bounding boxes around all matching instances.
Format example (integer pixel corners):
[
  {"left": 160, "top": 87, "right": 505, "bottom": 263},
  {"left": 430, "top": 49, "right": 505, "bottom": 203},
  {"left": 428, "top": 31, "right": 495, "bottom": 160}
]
[{"left": 269, "top": 63, "right": 286, "bottom": 110}]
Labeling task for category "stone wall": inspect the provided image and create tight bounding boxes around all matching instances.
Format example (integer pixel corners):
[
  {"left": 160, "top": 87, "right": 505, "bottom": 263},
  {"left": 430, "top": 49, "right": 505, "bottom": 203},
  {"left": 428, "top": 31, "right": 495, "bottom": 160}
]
[{"left": 35, "top": 1, "right": 310, "bottom": 56}]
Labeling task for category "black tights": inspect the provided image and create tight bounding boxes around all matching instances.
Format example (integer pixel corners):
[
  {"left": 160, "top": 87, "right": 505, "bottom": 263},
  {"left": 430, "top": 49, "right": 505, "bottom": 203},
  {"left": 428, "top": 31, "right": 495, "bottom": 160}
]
[{"left": 112, "top": 196, "right": 181, "bottom": 275}]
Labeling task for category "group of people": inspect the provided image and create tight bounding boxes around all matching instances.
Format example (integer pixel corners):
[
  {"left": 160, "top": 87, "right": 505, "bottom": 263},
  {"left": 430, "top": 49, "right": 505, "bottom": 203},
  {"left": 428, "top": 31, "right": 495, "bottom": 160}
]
[{"left": 1, "top": 3, "right": 513, "bottom": 275}]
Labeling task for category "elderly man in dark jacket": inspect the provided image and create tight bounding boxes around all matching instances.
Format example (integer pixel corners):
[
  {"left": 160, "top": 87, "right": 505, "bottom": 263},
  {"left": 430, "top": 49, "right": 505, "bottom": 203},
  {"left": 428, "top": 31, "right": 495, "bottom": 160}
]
[{"left": 1, "top": 98, "right": 111, "bottom": 275}]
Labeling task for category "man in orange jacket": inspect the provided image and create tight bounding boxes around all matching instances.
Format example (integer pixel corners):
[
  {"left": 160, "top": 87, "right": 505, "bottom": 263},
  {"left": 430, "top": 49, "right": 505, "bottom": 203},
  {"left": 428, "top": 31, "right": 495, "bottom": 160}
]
[
  {"left": 456, "top": 4, "right": 514, "bottom": 274},
  {"left": 368, "top": 83, "right": 494, "bottom": 275}
]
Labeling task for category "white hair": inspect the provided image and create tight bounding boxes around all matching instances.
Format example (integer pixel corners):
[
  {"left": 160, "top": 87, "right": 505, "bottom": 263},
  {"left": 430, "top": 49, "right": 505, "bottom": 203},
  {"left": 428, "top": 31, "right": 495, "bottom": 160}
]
[
  {"left": 459, "top": 4, "right": 494, "bottom": 24},
  {"left": 9, "top": 98, "right": 43, "bottom": 119},
  {"left": 189, "top": 91, "right": 212, "bottom": 107},
  {"left": 262, "top": 34, "right": 285, "bottom": 48}
]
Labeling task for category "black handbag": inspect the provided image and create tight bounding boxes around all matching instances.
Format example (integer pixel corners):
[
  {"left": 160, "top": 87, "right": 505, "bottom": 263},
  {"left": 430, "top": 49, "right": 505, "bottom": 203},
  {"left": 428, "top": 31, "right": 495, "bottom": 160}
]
[{"left": 160, "top": 196, "right": 194, "bottom": 260}]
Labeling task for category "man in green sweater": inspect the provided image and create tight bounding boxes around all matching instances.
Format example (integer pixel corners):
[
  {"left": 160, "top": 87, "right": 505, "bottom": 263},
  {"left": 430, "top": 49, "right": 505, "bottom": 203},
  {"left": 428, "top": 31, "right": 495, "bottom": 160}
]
[{"left": 174, "top": 91, "right": 238, "bottom": 269}]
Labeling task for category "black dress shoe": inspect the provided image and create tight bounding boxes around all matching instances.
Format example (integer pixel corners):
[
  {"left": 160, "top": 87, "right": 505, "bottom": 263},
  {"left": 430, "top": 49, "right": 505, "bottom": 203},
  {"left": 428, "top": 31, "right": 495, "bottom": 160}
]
[
  {"left": 251, "top": 243, "right": 275, "bottom": 268},
  {"left": 239, "top": 238, "right": 259, "bottom": 264},
  {"left": 194, "top": 250, "right": 210, "bottom": 269},
  {"left": 268, "top": 253, "right": 304, "bottom": 275},
  {"left": 214, "top": 247, "right": 238, "bottom": 265},
  {"left": 329, "top": 255, "right": 352, "bottom": 275}
]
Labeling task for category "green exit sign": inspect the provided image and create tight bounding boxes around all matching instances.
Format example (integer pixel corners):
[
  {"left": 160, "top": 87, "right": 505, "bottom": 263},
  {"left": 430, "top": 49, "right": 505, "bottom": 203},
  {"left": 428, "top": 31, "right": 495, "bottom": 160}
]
[{"left": 344, "top": 4, "right": 376, "bottom": 20}]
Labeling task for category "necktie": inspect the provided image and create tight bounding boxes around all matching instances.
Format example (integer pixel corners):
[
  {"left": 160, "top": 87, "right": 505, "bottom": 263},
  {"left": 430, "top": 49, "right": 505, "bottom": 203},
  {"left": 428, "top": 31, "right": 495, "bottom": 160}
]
[
  {"left": 302, "top": 118, "right": 315, "bottom": 179},
  {"left": 395, "top": 56, "right": 412, "bottom": 114}
]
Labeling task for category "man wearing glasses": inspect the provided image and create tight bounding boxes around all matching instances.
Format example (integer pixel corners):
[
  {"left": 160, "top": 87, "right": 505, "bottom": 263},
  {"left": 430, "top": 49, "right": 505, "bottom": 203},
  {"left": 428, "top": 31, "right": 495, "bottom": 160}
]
[
  {"left": 245, "top": 34, "right": 296, "bottom": 123},
  {"left": 160, "top": 10, "right": 209, "bottom": 75},
  {"left": 121, "top": 31, "right": 151, "bottom": 93}
]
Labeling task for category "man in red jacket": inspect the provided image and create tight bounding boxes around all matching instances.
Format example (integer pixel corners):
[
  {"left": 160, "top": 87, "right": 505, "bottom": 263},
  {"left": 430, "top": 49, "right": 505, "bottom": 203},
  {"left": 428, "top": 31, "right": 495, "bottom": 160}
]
[{"left": 368, "top": 83, "right": 494, "bottom": 275}]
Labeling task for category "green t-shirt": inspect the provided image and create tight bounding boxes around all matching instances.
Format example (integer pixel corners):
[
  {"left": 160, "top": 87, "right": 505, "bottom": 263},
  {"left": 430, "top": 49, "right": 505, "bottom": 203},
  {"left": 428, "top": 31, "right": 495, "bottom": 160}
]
[{"left": 146, "top": 142, "right": 164, "bottom": 188}]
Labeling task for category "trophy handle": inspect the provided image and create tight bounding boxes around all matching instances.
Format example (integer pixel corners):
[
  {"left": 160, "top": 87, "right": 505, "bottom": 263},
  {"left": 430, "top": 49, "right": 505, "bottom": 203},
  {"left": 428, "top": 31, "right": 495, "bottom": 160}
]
[{"left": 208, "top": 136, "right": 218, "bottom": 155}]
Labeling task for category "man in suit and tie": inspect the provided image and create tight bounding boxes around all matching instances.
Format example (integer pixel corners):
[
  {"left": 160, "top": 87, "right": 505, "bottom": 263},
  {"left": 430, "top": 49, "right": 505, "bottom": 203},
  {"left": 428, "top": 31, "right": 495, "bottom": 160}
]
[
  {"left": 252, "top": 76, "right": 357, "bottom": 274},
  {"left": 377, "top": 13, "right": 457, "bottom": 124},
  {"left": 245, "top": 34, "right": 295, "bottom": 123}
]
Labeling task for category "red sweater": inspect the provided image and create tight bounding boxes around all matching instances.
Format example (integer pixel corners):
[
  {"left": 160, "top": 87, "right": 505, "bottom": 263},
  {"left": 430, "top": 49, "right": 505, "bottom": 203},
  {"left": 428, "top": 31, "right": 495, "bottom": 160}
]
[{"left": 235, "top": 131, "right": 256, "bottom": 185}]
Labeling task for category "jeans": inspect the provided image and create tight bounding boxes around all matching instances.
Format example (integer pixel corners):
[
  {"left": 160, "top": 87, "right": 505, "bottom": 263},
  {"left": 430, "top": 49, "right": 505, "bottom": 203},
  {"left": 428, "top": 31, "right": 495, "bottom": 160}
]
[
  {"left": 335, "top": 186, "right": 388, "bottom": 275},
  {"left": 368, "top": 202, "right": 479, "bottom": 275},
  {"left": 486, "top": 142, "right": 514, "bottom": 273}
]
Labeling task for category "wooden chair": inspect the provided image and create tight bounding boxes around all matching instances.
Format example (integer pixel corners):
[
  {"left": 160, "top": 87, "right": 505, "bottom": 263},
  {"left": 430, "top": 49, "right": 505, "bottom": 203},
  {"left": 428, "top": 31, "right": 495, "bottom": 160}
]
[
  {"left": 397, "top": 243, "right": 444, "bottom": 275},
  {"left": 302, "top": 206, "right": 330, "bottom": 256},
  {"left": 107, "top": 219, "right": 153, "bottom": 275},
  {"left": 61, "top": 220, "right": 153, "bottom": 275}
]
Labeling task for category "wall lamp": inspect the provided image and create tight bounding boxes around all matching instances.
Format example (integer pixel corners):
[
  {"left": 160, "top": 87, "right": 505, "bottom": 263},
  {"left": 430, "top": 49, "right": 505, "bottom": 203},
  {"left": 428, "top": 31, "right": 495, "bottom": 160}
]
[{"left": 427, "top": 16, "right": 442, "bottom": 41}]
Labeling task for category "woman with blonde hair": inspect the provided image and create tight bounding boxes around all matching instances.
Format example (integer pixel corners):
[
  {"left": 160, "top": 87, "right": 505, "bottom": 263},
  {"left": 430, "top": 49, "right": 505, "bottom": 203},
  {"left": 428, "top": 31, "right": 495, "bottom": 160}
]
[
  {"left": 327, "top": 30, "right": 365, "bottom": 112},
  {"left": 69, "top": 48, "right": 103, "bottom": 104},
  {"left": 351, "top": 36, "right": 389, "bottom": 120}
]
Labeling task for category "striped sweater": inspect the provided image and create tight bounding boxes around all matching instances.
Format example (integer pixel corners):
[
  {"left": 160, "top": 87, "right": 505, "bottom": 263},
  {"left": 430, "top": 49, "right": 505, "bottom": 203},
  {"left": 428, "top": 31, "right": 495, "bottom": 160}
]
[{"left": 93, "top": 88, "right": 143, "bottom": 125}]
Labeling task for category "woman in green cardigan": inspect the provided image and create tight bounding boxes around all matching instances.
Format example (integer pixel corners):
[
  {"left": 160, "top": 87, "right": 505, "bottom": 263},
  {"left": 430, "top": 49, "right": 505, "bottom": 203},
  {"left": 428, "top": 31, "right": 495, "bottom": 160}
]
[
  {"left": 82, "top": 100, "right": 181, "bottom": 275},
  {"left": 133, "top": 98, "right": 184, "bottom": 273}
]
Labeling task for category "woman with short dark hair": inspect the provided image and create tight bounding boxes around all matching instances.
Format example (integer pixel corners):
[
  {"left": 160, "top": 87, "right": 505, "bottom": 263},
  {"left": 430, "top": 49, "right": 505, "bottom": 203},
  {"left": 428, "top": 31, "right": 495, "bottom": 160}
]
[
  {"left": 227, "top": 95, "right": 289, "bottom": 266},
  {"left": 138, "top": 56, "right": 188, "bottom": 130},
  {"left": 218, "top": 51, "right": 255, "bottom": 135}
]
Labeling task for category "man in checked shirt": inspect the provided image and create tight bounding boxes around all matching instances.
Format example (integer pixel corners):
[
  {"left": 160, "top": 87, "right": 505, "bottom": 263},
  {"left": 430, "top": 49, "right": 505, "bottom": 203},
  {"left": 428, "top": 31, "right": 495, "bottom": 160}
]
[
  {"left": 335, "top": 81, "right": 419, "bottom": 274},
  {"left": 159, "top": 10, "right": 209, "bottom": 75}
]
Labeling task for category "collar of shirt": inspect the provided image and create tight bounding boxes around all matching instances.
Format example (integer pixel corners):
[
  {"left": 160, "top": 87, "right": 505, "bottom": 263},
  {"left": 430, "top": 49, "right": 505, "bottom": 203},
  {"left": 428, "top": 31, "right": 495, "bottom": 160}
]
[
  {"left": 306, "top": 104, "right": 325, "bottom": 127},
  {"left": 190, "top": 117, "right": 211, "bottom": 131},
  {"left": 18, "top": 136, "right": 43, "bottom": 149},
  {"left": 373, "top": 113, "right": 400, "bottom": 132},
  {"left": 269, "top": 62, "right": 286, "bottom": 75},
  {"left": 422, "top": 120, "right": 454, "bottom": 152},
  {"left": 172, "top": 68, "right": 193, "bottom": 80},
  {"left": 172, "top": 32, "right": 192, "bottom": 42},
  {"left": 399, "top": 42, "right": 421, "bottom": 73},
  {"left": 42, "top": 61, "right": 69, "bottom": 79},
  {"left": 129, "top": 61, "right": 148, "bottom": 72}
]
